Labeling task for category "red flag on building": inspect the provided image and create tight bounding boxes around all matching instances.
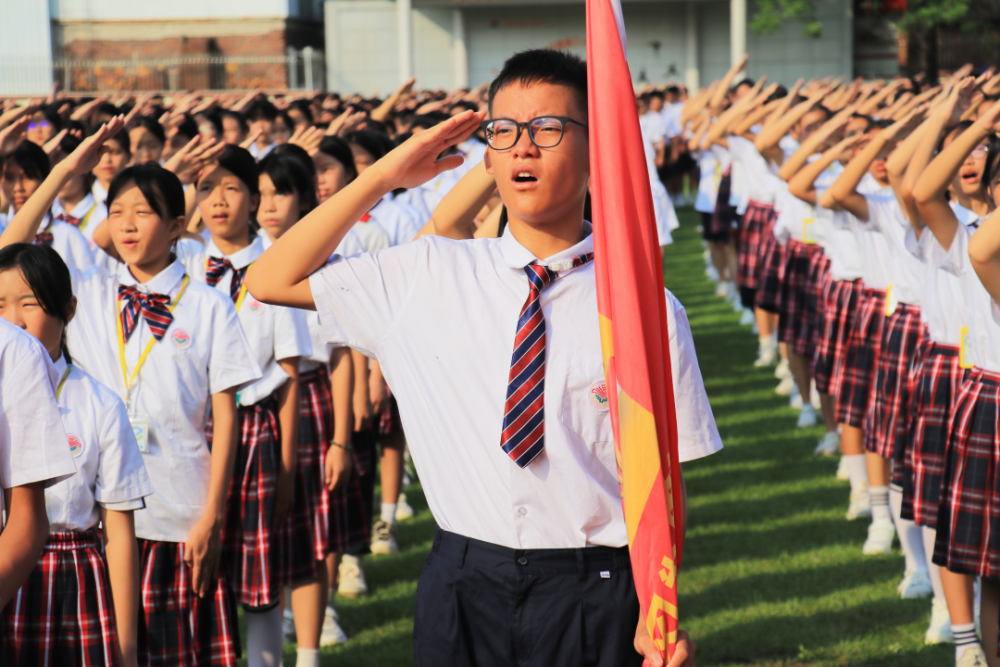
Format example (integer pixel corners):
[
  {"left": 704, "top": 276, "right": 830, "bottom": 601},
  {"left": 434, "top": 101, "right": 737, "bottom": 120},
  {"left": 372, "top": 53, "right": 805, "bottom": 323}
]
[{"left": 585, "top": 0, "right": 684, "bottom": 662}]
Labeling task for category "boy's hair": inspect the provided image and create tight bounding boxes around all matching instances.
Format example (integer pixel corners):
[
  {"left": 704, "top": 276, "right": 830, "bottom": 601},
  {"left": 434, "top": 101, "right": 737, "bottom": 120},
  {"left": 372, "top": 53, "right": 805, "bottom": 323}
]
[
  {"left": 173, "top": 114, "right": 200, "bottom": 142},
  {"left": 7, "top": 141, "right": 51, "bottom": 182},
  {"left": 96, "top": 101, "right": 121, "bottom": 118},
  {"left": 487, "top": 49, "right": 588, "bottom": 118},
  {"left": 107, "top": 163, "right": 186, "bottom": 222},
  {"left": 0, "top": 243, "right": 74, "bottom": 363},
  {"left": 259, "top": 149, "right": 319, "bottom": 216},
  {"left": 133, "top": 116, "right": 166, "bottom": 145},
  {"left": 247, "top": 99, "right": 278, "bottom": 122},
  {"left": 221, "top": 110, "right": 249, "bottom": 134},
  {"left": 195, "top": 110, "right": 224, "bottom": 138}
]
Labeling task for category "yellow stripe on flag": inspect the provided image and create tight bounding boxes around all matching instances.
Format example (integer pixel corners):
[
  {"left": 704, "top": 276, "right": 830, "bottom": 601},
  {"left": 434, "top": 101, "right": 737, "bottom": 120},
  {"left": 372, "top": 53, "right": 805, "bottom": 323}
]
[
  {"left": 618, "top": 390, "right": 661, "bottom": 545},
  {"left": 599, "top": 313, "right": 615, "bottom": 375}
]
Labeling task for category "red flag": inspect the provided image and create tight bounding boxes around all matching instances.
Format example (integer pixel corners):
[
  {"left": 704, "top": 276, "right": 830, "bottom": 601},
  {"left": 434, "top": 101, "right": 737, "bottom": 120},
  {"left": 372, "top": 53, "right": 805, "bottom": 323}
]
[{"left": 585, "top": 0, "right": 684, "bottom": 662}]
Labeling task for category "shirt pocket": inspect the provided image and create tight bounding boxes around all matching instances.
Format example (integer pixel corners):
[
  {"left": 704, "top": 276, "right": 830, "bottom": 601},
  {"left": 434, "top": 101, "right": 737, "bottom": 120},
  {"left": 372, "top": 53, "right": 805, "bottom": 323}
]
[{"left": 556, "top": 350, "right": 617, "bottom": 480}]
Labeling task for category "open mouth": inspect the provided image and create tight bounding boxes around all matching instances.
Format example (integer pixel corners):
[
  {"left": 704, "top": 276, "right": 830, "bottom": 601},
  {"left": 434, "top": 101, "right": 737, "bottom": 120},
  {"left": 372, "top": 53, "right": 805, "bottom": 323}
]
[
  {"left": 960, "top": 169, "right": 979, "bottom": 185},
  {"left": 514, "top": 171, "right": 537, "bottom": 183}
]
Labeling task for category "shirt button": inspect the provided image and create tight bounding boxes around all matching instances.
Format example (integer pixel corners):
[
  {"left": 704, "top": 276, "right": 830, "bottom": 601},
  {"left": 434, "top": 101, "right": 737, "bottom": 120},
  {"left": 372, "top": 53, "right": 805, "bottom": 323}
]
[
  {"left": 518, "top": 507, "right": 527, "bottom": 516},
  {"left": 517, "top": 557, "right": 528, "bottom": 566}
]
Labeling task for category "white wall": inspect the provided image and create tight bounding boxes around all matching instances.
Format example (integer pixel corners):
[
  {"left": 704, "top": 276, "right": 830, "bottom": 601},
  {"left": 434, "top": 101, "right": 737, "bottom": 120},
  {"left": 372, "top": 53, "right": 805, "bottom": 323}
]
[
  {"left": 745, "top": 0, "right": 852, "bottom": 84},
  {"left": 49, "top": 0, "right": 305, "bottom": 21},
  {"left": 1, "top": 0, "right": 54, "bottom": 95}
]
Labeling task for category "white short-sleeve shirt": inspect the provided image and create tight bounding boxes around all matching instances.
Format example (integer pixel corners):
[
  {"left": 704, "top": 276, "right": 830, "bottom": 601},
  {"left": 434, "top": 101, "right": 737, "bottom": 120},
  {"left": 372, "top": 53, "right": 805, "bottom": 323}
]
[
  {"left": 45, "top": 355, "right": 153, "bottom": 533},
  {"left": 67, "top": 260, "right": 261, "bottom": 542},
  {"left": 369, "top": 199, "right": 421, "bottom": 247},
  {"left": 0, "top": 319, "right": 76, "bottom": 515},
  {"left": 38, "top": 216, "right": 95, "bottom": 273},
  {"left": 864, "top": 192, "right": 924, "bottom": 305},
  {"left": 308, "top": 225, "right": 722, "bottom": 550},
  {"left": 179, "top": 236, "right": 311, "bottom": 406}
]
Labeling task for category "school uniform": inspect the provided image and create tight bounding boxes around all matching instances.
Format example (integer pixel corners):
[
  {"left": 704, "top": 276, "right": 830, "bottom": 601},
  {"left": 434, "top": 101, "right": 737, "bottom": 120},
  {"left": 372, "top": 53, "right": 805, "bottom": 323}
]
[
  {"left": 727, "top": 135, "right": 780, "bottom": 304},
  {"left": 369, "top": 197, "right": 421, "bottom": 247},
  {"left": 248, "top": 142, "right": 276, "bottom": 161},
  {"left": 773, "top": 185, "right": 826, "bottom": 357},
  {"left": 836, "top": 174, "right": 895, "bottom": 428},
  {"left": 901, "top": 206, "right": 979, "bottom": 528},
  {"left": 51, "top": 192, "right": 102, "bottom": 245},
  {"left": 390, "top": 187, "right": 433, "bottom": 227},
  {"left": 66, "top": 259, "right": 260, "bottom": 667},
  {"left": 2, "top": 356, "right": 153, "bottom": 667},
  {"left": 179, "top": 235, "right": 312, "bottom": 609},
  {"left": 33, "top": 213, "right": 95, "bottom": 272},
  {"left": 639, "top": 112, "right": 678, "bottom": 247},
  {"left": 308, "top": 222, "right": 722, "bottom": 666}
]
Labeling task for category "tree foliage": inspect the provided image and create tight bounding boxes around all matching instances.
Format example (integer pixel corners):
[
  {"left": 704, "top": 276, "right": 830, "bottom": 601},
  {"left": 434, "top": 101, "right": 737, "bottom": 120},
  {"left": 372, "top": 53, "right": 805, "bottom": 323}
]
[
  {"left": 750, "top": 0, "right": 979, "bottom": 39},
  {"left": 750, "top": 0, "right": 823, "bottom": 37}
]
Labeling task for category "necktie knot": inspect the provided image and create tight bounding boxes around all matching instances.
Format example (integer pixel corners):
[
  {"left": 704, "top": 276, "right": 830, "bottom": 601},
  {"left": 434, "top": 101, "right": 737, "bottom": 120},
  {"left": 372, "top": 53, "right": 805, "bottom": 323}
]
[
  {"left": 205, "top": 256, "right": 247, "bottom": 305},
  {"left": 118, "top": 284, "right": 174, "bottom": 342}
]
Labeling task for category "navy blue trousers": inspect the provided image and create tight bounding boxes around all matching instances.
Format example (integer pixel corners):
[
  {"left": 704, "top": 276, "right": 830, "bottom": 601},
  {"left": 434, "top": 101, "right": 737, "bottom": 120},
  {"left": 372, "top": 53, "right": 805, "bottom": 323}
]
[{"left": 414, "top": 529, "right": 642, "bottom": 667}]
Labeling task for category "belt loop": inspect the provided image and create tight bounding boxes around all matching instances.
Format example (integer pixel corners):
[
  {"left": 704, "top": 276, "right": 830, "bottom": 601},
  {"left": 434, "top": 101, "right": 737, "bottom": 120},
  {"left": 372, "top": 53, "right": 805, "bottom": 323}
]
[
  {"left": 458, "top": 538, "right": 469, "bottom": 569},
  {"left": 576, "top": 549, "right": 586, "bottom": 581}
]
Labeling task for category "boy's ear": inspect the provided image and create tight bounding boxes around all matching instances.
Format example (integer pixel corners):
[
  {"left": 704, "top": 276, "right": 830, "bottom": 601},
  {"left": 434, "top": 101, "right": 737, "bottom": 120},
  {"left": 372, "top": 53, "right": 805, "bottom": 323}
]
[{"left": 484, "top": 148, "right": 494, "bottom": 176}]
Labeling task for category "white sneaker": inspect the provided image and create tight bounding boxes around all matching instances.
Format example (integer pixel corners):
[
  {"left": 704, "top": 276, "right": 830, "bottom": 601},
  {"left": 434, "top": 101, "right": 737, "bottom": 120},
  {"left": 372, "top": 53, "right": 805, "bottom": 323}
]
[
  {"left": 715, "top": 282, "right": 729, "bottom": 298},
  {"left": 862, "top": 516, "right": 896, "bottom": 555},
  {"left": 337, "top": 554, "right": 369, "bottom": 598},
  {"left": 790, "top": 387, "right": 804, "bottom": 409},
  {"left": 283, "top": 607, "right": 296, "bottom": 642},
  {"left": 898, "top": 569, "right": 934, "bottom": 599},
  {"left": 755, "top": 345, "right": 778, "bottom": 367},
  {"left": 836, "top": 456, "right": 850, "bottom": 481},
  {"left": 739, "top": 308, "right": 755, "bottom": 326},
  {"left": 924, "top": 597, "right": 953, "bottom": 644},
  {"left": 958, "top": 645, "right": 988, "bottom": 667},
  {"left": 846, "top": 483, "right": 872, "bottom": 520},
  {"left": 729, "top": 288, "right": 743, "bottom": 312},
  {"left": 814, "top": 431, "right": 841, "bottom": 456},
  {"left": 370, "top": 519, "right": 399, "bottom": 556},
  {"left": 775, "top": 375, "right": 795, "bottom": 396},
  {"left": 797, "top": 404, "right": 818, "bottom": 428},
  {"left": 395, "top": 493, "right": 414, "bottom": 521},
  {"left": 320, "top": 605, "right": 349, "bottom": 646},
  {"left": 774, "top": 359, "right": 790, "bottom": 380}
]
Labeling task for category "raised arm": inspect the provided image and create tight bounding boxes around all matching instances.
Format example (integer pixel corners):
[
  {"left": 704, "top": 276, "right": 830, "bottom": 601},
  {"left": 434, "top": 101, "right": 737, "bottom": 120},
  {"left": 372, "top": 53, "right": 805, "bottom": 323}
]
[
  {"left": 970, "top": 208, "right": 1000, "bottom": 302},
  {"left": 787, "top": 135, "right": 863, "bottom": 205},
  {"left": 371, "top": 77, "right": 416, "bottom": 123},
  {"left": 709, "top": 54, "right": 748, "bottom": 114},
  {"left": 778, "top": 104, "right": 856, "bottom": 182},
  {"left": 427, "top": 160, "right": 496, "bottom": 240},
  {"left": 857, "top": 80, "right": 902, "bottom": 116},
  {"left": 245, "top": 110, "right": 484, "bottom": 309},
  {"left": 754, "top": 86, "right": 827, "bottom": 153}
]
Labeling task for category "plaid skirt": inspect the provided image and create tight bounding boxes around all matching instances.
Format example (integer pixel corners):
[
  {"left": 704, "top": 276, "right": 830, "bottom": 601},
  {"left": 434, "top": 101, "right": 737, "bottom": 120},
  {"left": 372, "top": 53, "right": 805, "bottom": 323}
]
[
  {"left": 738, "top": 200, "right": 775, "bottom": 291},
  {"left": 933, "top": 369, "right": 1000, "bottom": 580},
  {"left": 865, "top": 303, "right": 925, "bottom": 458},
  {"left": 208, "top": 397, "right": 281, "bottom": 609},
  {"left": 137, "top": 539, "right": 239, "bottom": 667},
  {"left": 814, "top": 278, "right": 863, "bottom": 396},
  {"left": 800, "top": 251, "right": 831, "bottom": 357},
  {"left": 330, "top": 429, "right": 374, "bottom": 554},
  {"left": 709, "top": 168, "right": 736, "bottom": 239},
  {"left": 1, "top": 531, "right": 120, "bottom": 667},
  {"left": 275, "top": 369, "right": 332, "bottom": 586},
  {"left": 777, "top": 240, "right": 822, "bottom": 354},
  {"left": 836, "top": 289, "right": 886, "bottom": 428},
  {"left": 903, "top": 344, "right": 962, "bottom": 528}
]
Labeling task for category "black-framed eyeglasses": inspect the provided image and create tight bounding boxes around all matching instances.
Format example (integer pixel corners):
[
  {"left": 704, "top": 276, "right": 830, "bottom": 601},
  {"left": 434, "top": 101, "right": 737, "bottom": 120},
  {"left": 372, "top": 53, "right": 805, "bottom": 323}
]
[{"left": 480, "top": 116, "right": 588, "bottom": 151}]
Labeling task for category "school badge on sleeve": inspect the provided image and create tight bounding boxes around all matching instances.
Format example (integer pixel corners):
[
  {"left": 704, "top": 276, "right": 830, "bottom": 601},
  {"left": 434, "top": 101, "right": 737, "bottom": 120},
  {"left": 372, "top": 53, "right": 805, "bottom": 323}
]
[
  {"left": 171, "top": 329, "right": 192, "bottom": 349},
  {"left": 590, "top": 380, "right": 610, "bottom": 411}
]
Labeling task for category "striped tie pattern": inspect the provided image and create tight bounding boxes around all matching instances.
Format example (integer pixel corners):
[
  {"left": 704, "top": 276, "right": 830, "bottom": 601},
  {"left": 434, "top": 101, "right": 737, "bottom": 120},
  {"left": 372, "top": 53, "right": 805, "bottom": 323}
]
[
  {"left": 205, "top": 256, "right": 246, "bottom": 304},
  {"left": 118, "top": 285, "right": 174, "bottom": 342},
  {"left": 501, "top": 252, "right": 594, "bottom": 468}
]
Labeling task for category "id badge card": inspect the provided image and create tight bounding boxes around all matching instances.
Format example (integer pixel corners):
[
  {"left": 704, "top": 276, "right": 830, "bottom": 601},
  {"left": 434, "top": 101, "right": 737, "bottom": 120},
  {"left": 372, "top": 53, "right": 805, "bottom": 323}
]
[
  {"left": 884, "top": 284, "right": 898, "bottom": 317},
  {"left": 802, "top": 217, "right": 817, "bottom": 244},
  {"left": 960, "top": 326, "right": 976, "bottom": 370},
  {"left": 130, "top": 413, "right": 152, "bottom": 453}
]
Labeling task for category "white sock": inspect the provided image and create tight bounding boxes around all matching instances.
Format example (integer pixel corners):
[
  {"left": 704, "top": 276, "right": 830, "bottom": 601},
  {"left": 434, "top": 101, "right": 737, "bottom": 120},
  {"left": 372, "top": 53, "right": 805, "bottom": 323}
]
[
  {"left": 954, "top": 622, "right": 981, "bottom": 661},
  {"left": 296, "top": 648, "right": 321, "bottom": 667},
  {"left": 381, "top": 502, "right": 397, "bottom": 526},
  {"left": 246, "top": 605, "right": 284, "bottom": 667},
  {"left": 922, "top": 527, "right": 946, "bottom": 601},
  {"left": 844, "top": 455, "right": 869, "bottom": 491},
  {"left": 870, "top": 486, "right": 890, "bottom": 522},
  {"left": 889, "top": 485, "right": 927, "bottom": 573}
]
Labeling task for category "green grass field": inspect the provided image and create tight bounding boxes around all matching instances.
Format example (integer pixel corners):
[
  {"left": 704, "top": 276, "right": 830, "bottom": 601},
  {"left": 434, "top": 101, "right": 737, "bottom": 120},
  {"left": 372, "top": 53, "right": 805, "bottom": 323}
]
[{"left": 265, "top": 207, "right": 952, "bottom": 666}]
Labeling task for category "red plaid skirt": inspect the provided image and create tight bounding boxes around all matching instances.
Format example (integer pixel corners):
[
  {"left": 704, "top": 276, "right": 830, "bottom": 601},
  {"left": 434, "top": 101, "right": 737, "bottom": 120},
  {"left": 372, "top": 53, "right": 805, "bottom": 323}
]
[
  {"left": 777, "top": 240, "right": 822, "bottom": 354},
  {"left": 933, "top": 369, "right": 1000, "bottom": 579},
  {"left": 865, "top": 303, "right": 924, "bottom": 458},
  {"left": 709, "top": 168, "right": 736, "bottom": 238},
  {"left": 755, "top": 230, "right": 785, "bottom": 313},
  {"left": 814, "top": 279, "right": 863, "bottom": 396},
  {"left": 902, "top": 344, "right": 962, "bottom": 528},
  {"left": 801, "top": 251, "right": 831, "bottom": 357},
  {"left": 276, "top": 369, "right": 332, "bottom": 586},
  {"left": 208, "top": 397, "right": 281, "bottom": 609},
  {"left": 738, "top": 200, "right": 775, "bottom": 290},
  {"left": 1, "top": 531, "right": 120, "bottom": 667},
  {"left": 836, "top": 289, "right": 886, "bottom": 428},
  {"left": 137, "top": 539, "right": 239, "bottom": 667}
]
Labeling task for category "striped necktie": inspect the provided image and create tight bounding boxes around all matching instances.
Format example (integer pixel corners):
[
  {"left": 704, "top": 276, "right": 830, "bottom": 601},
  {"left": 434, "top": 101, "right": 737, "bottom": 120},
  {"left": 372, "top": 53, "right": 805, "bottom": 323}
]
[
  {"left": 205, "top": 256, "right": 245, "bottom": 304},
  {"left": 501, "top": 252, "right": 594, "bottom": 468},
  {"left": 118, "top": 285, "right": 174, "bottom": 342}
]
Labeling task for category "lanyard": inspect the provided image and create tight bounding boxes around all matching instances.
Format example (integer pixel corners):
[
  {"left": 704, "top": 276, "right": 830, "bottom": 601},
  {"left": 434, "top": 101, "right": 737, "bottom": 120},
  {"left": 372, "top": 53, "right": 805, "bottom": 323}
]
[
  {"left": 76, "top": 203, "right": 98, "bottom": 232},
  {"left": 55, "top": 365, "right": 71, "bottom": 400},
  {"left": 115, "top": 275, "right": 190, "bottom": 394}
]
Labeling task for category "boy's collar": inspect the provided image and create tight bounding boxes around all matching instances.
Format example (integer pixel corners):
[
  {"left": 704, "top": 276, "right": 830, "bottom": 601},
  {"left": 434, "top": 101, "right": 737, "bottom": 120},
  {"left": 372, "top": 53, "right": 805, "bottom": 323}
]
[{"left": 500, "top": 220, "right": 594, "bottom": 269}]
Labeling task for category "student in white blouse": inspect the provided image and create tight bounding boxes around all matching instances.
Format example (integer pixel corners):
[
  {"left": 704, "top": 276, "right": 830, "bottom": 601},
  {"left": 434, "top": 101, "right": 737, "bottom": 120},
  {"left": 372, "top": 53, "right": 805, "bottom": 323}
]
[
  {"left": 248, "top": 50, "right": 715, "bottom": 667},
  {"left": 0, "top": 121, "right": 261, "bottom": 667},
  {"left": 0, "top": 318, "right": 76, "bottom": 611}
]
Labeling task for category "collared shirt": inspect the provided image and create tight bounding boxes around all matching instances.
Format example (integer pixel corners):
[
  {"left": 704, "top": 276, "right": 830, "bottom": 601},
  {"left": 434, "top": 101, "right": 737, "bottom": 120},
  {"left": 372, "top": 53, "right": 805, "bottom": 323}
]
[
  {"left": 179, "top": 236, "right": 311, "bottom": 406},
  {"left": 931, "top": 223, "right": 1000, "bottom": 372},
  {"left": 248, "top": 141, "right": 276, "bottom": 161},
  {"left": 45, "top": 355, "right": 153, "bottom": 533},
  {"left": 0, "top": 319, "right": 76, "bottom": 516},
  {"left": 695, "top": 149, "right": 722, "bottom": 214},
  {"left": 309, "top": 225, "right": 722, "bottom": 550},
  {"left": 728, "top": 135, "right": 781, "bottom": 211},
  {"left": 845, "top": 175, "right": 894, "bottom": 290},
  {"left": 370, "top": 198, "right": 421, "bottom": 247},
  {"left": 864, "top": 191, "right": 924, "bottom": 305},
  {"left": 37, "top": 215, "right": 95, "bottom": 272},
  {"left": 67, "top": 260, "right": 260, "bottom": 542}
]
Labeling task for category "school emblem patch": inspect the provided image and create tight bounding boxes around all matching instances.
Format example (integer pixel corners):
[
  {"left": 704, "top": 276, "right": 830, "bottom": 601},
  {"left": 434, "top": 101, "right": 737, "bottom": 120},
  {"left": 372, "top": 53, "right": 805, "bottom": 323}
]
[
  {"left": 171, "top": 329, "right": 192, "bottom": 349},
  {"left": 590, "top": 380, "right": 610, "bottom": 412},
  {"left": 68, "top": 434, "right": 84, "bottom": 457},
  {"left": 248, "top": 299, "right": 263, "bottom": 313}
]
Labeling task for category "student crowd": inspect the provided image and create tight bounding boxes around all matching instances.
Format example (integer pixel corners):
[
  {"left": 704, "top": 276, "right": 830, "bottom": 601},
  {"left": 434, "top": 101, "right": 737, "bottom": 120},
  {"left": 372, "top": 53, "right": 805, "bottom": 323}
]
[{"left": 3, "top": 45, "right": 1000, "bottom": 667}]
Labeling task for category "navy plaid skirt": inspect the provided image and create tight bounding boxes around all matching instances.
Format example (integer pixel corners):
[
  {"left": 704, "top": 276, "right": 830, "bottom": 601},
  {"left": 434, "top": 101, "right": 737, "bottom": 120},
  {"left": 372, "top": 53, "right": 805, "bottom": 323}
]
[
  {"left": 777, "top": 240, "right": 822, "bottom": 354},
  {"left": 866, "top": 303, "right": 925, "bottom": 458},
  {"left": 837, "top": 289, "right": 886, "bottom": 428},
  {"left": 814, "top": 278, "right": 863, "bottom": 396},
  {"left": 738, "top": 200, "right": 775, "bottom": 291},
  {"left": 1, "top": 531, "right": 120, "bottom": 667}
]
